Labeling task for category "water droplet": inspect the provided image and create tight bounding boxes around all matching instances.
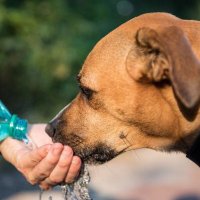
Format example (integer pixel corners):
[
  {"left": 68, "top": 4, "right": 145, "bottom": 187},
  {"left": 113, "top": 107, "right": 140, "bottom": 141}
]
[{"left": 23, "top": 135, "right": 37, "bottom": 149}]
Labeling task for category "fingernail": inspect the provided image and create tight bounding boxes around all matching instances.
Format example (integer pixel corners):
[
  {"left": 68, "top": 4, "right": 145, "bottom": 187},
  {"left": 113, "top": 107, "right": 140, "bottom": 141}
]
[
  {"left": 63, "top": 146, "right": 73, "bottom": 156},
  {"left": 72, "top": 157, "right": 80, "bottom": 165}
]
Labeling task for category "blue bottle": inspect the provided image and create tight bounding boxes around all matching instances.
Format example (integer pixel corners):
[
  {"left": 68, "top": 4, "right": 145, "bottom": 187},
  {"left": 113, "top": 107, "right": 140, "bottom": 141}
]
[{"left": 0, "top": 100, "right": 28, "bottom": 142}]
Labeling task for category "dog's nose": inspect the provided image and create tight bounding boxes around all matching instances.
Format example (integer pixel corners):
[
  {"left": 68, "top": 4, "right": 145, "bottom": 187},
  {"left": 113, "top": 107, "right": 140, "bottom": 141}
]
[{"left": 45, "top": 119, "right": 59, "bottom": 138}]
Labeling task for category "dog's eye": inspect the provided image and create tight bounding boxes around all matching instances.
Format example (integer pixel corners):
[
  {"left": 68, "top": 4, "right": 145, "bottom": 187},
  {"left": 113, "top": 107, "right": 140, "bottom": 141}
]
[{"left": 80, "top": 86, "right": 93, "bottom": 99}]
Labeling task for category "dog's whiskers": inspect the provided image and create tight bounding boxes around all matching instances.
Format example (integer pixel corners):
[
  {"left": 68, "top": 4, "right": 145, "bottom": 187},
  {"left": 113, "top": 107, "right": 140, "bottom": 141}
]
[{"left": 119, "top": 132, "right": 132, "bottom": 149}]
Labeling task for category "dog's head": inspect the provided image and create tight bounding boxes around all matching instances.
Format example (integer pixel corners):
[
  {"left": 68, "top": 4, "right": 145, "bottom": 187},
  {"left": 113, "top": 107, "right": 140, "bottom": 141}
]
[{"left": 46, "top": 13, "right": 200, "bottom": 164}]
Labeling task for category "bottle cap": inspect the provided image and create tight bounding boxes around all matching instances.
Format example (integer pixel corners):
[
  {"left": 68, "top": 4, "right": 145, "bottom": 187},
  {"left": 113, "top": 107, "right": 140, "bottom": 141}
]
[{"left": 0, "top": 100, "right": 28, "bottom": 142}]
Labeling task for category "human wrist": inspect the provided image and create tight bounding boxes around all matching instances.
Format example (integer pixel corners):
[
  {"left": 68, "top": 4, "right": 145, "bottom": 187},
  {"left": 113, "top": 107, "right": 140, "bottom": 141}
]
[{"left": 0, "top": 138, "right": 23, "bottom": 165}]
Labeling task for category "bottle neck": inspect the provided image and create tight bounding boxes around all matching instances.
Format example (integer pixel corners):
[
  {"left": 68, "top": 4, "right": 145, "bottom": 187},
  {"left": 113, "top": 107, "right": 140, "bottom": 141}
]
[
  {"left": 9, "top": 114, "right": 28, "bottom": 141},
  {"left": 0, "top": 100, "right": 28, "bottom": 142}
]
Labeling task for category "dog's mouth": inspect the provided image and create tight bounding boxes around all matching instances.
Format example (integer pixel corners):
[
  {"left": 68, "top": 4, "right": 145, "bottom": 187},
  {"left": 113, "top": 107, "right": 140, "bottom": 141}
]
[
  {"left": 50, "top": 131, "right": 118, "bottom": 164},
  {"left": 45, "top": 123, "right": 120, "bottom": 164},
  {"left": 73, "top": 143, "right": 119, "bottom": 164}
]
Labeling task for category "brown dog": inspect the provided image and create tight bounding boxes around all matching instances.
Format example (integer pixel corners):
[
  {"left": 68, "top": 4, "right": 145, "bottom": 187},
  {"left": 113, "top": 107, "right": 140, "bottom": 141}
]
[{"left": 46, "top": 12, "right": 200, "bottom": 164}]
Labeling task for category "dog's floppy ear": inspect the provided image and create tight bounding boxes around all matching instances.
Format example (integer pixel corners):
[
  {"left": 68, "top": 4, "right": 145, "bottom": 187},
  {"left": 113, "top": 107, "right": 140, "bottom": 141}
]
[{"left": 126, "top": 26, "right": 200, "bottom": 108}]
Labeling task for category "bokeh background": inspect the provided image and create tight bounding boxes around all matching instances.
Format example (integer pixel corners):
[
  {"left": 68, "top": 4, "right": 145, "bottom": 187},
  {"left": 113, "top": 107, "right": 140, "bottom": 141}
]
[
  {"left": 1, "top": 0, "right": 200, "bottom": 122},
  {"left": 1, "top": 0, "right": 200, "bottom": 200}
]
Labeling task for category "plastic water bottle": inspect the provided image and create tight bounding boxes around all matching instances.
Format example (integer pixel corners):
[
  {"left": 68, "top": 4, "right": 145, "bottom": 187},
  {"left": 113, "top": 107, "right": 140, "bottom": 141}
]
[{"left": 0, "top": 100, "right": 28, "bottom": 143}]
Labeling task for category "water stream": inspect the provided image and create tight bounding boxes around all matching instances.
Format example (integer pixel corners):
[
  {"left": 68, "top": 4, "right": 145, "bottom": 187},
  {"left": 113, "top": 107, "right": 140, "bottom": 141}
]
[
  {"left": 24, "top": 136, "right": 91, "bottom": 200},
  {"left": 63, "top": 165, "right": 91, "bottom": 200},
  {"left": 39, "top": 165, "right": 91, "bottom": 200}
]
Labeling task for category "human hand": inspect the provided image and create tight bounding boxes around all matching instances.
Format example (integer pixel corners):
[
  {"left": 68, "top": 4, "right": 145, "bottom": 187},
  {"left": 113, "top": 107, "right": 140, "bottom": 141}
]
[
  {"left": 0, "top": 137, "right": 81, "bottom": 190},
  {"left": 28, "top": 124, "right": 82, "bottom": 189}
]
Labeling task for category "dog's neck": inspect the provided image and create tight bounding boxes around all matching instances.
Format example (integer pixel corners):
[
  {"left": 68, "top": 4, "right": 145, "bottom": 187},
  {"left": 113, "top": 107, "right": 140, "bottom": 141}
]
[
  {"left": 178, "top": 107, "right": 200, "bottom": 154},
  {"left": 172, "top": 131, "right": 199, "bottom": 152},
  {"left": 164, "top": 91, "right": 200, "bottom": 154},
  {"left": 186, "top": 131, "right": 200, "bottom": 167},
  {"left": 169, "top": 127, "right": 200, "bottom": 166}
]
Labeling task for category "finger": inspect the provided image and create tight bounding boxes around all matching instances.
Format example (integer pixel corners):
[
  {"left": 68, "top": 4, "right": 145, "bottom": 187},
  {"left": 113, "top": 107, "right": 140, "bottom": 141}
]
[
  {"left": 42, "top": 146, "right": 73, "bottom": 186},
  {"left": 16, "top": 144, "right": 51, "bottom": 168},
  {"left": 28, "top": 143, "right": 63, "bottom": 184},
  {"left": 65, "top": 156, "right": 82, "bottom": 183},
  {"left": 39, "top": 182, "right": 51, "bottom": 190}
]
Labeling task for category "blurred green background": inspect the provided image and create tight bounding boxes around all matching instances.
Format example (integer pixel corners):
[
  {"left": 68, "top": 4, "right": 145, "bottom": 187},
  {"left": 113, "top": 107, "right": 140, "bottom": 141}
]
[
  {"left": 1, "top": 0, "right": 200, "bottom": 123},
  {"left": 2, "top": 1, "right": 200, "bottom": 200}
]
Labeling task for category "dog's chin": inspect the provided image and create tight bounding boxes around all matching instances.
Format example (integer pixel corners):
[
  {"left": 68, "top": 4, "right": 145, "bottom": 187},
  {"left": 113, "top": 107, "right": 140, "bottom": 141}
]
[
  {"left": 74, "top": 144, "right": 119, "bottom": 165},
  {"left": 52, "top": 135, "right": 118, "bottom": 165}
]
